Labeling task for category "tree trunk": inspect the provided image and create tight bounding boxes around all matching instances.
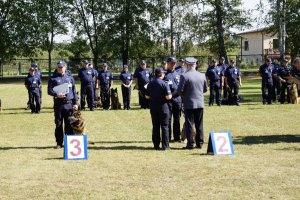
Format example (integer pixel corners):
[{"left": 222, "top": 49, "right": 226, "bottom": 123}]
[
  {"left": 215, "top": 0, "right": 228, "bottom": 62},
  {"left": 170, "top": 0, "right": 174, "bottom": 56}
]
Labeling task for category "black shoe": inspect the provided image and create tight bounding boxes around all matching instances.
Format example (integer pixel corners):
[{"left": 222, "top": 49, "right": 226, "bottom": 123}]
[
  {"left": 209, "top": 103, "right": 213, "bottom": 107},
  {"left": 154, "top": 146, "right": 160, "bottom": 150},
  {"left": 25, "top": 106, "right": 31, "bottom": 110},
  {"left": 196, "top": 145, "right": 203, "bottom": 149},
  {"left": 217, "top": 104, "right": 221, "bottom": 107},
  {"left": 36, "top": 111, "right": 40, "bottom": 114},
  {"left": 182, "top": 146, "right": 194, "bottom": 150},
  {"left": 90, "top": 107, "right": 94, "bottom": 111},
  {"left": 236, "top": 102, "right": 240, "bottom": 106},
  {"left": 55, "top": 144, "right": 62, "bottom": 149},
  {"left": 162, "top": 147, "right": 170, "bottom": 151}
]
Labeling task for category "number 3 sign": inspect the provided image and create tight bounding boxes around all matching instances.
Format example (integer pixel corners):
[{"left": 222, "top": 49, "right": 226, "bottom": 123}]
[
  {"left": 207, "top": 132, "right": 234, "bottom": 155},
  {"left": 64, "top": 135, "right": 88, "bottom": 160}
]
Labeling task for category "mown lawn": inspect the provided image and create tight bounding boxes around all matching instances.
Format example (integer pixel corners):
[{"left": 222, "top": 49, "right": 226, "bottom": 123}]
[{"left": 0, "top": 77, "right": 299, "bottom": 200}]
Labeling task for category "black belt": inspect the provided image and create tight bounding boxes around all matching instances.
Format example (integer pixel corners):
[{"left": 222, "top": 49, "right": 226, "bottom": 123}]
[{"left": 54, "top": 99, "right": 72, "bottom": 104}]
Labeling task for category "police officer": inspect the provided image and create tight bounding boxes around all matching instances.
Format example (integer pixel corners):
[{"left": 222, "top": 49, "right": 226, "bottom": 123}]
[
  {"left": 174, "top": 57, "right": 207, "bottom": 149},
  {"left": 160, "top": 60, "right": 168, "bottom": 71},
  {"left": 175, "top": 58, "right": 186, "bottom": 75},
  {"left": 217, "top": 57, "right": 228, "bottom": 100},
  {"left": 89, "top": 63, "right": 99, "bottom": 106},
  {"left": 78, "top": 60, "right": 95, "bottom": 111},
  {"left": 224, "top": 59, "right": 242, "bottom": 106},
  {"left": 206, "top": 59, "right": 223, "bottom": 106},
  {"left": 25, "top": 67, "right": 41, "bottom": 114},
  {"left": 119, "top": 65, "right": 133, "bottom": 110},
  {"left": 145, "top": 68, "right": 172, "bottom": 150},
  {"left": 134, "top": 60, "right": 152, "bottom": 109},
  {"left": 48, "top": 61, "right": 78, "bottom": 149},
  {"left": 25, "top": 63, "right": 42, "bottom": 110},
  {"left": 97, "top": 63, "right": 113, "bottom": 110},
  {"left": 259, "top": 58, "right": 275, "bottom": 105},
  {"left": 277, "top": 58, "right": 293, "bottom": 104},
  {"left": 165, "top": 57, "right": 182, "bottom": 142},
  {"left": 271, "top": 58, "right": 281, "bottom": 102}
]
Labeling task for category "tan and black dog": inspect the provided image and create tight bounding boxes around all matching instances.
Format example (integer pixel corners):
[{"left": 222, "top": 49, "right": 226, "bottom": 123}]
[
  {"left": 289, "top": 83, "right": 299, "bottom": 104},
  {"left": 110, "top": 88, "right": 121, "bottom": 109},
  {"left": 95, "top": 96, "right": 102, "bottom": 108},
  {"left": 181, "top": 122, "right": 196, "bottom": 143}
]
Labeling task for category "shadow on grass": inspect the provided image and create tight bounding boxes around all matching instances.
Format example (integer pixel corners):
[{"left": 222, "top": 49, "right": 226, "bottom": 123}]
[
  {"left": 93, "top": 140, "right": 151, "bottom": 144},
  {"left": 234, "top": 134, "right": 300, "bottom": 145},
  {"left": 45, "top": 157, "right": 64, "bottom": 160},
  {"left": 0, "top": 146, "right": 55, "bottom": 150},
  {"left": 89, "top": 145, "right": 154, "bottom": 151}
]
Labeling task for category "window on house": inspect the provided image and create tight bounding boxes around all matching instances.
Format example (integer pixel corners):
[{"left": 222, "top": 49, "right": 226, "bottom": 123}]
[
  {"left": 273, "top": 39, "right": 279, "bottom": 49},
  {"left": 244, "top": 41, "right": 249, "bottom": 51}
]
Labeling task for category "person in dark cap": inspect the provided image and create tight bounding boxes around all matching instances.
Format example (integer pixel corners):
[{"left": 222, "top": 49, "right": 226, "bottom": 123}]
[
  {"left": 165, "top": 56, "right": 182, "bottom": 142},
  {"left": 224, "top": 59, "right": 242, "bottom": 106},
  {"left": 134, "top": 60, "right": 152, "bottom": 109},
  {"left": 97, "top": 63, "right": 113, "bottom": 110},
  {"left": 276, "top": 57, "right": 293, "bottom": 104},
  {"left": 259, "top": 58, "right": 275, "bottom": 104},
  {"left": 48, "top": 60, "right": 78, "bottom": 149},
  {"left": 145, "top": 68, "right": 172, "bottom": 150},
  {"left": 160, "top": 60, "right": 168, "bottom": 71},
  {"left": 25, "top": 67, "right": 41, "bottom": 114},
  {"left": 206, "top": 59, "right": 223, "bottom": 106},
  {"left": 174, "top": 57, "right": 207, "bottom": 150},
  {"left": 78, "top": 60, "right": 96, "bottom": 111},
  {"left": 119, "top": 65, "right": 133, "bottom": 110},
  {"left": 217, "top": 57, "right": 228, "bottom": 101},
  {"left": 175, "top": 58, "right": 186, "bottom": 75}
]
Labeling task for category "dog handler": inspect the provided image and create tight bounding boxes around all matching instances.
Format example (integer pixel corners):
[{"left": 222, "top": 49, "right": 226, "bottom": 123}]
[
  {"left": 119, "top": 65, "right": 133, "bottom": 110},
  {"left": 145, "top": 68, "right": 172, "bottom": 150},
  {"left": 174, "top": 57, "right": 207, "bottom": 149},
  {"left": 48, "top": 61, "right": 78, "bottom": 149},
  {"left": 97, "top": 63, "right": 113, "bottom": 110}
]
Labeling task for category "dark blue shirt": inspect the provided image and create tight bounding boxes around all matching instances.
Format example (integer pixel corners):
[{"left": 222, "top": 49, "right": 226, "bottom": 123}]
[
  {"left": 175, "top": 65, "right": 186, "bottom": 75},
  {"left": 217, "top": 63, "right": 228, "bottom": 74},
  {"left": 48, "top": 71, "right": 78, "bottom": 105},
  {"left": 25, "top": 74, "right": 41, "bottom": 90},
  {"left": 277, "top": 65, "right": 293, "bottom": 84},
  {"left": 78, "top": 67, "right": 95, "bottom": 85},
  {"left": 119, "top": 71, "right": 133, "bottom": 85},
  {"left": 259, "top": 63, "right": 274, "bottom": 82},
  {"left": 98, "top": 70, "right": 113, "bottom": 88},
  {"left": 225, "top": 66, "right": 241, "bottom": 84},
  {"left": 291, "top": 67, "right": 300, "bottom": 78},
  {"left": 146, "top": 78, "right": 171, "bottom": 107},
  {"left": 164, "top": 70, "right": 181, "bottom": 103},
  {"left": 206, "top": 66, "right": 223, "bottom": 82},
  {"left": 133, "top": 67, "right": 152, "bottom": 89}
]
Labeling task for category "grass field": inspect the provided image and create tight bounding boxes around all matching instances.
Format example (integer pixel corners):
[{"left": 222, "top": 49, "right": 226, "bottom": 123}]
[{"left": 0, "top": 77, "right": 299, "bottom": 200}]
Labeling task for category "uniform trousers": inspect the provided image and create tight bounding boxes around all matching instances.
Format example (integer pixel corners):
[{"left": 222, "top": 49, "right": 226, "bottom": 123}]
[
  {"left": 184, "top": 108, "right": 204, "bottom": 148},
  {"left": 209, "top": 81, "right": 221, "bottom": 105},
  {"left": 121, "top": 85, "right": 131, "bottom": 109},
  {"left": 139, "top": 88, "right": 150, "bottom": 109},
  {"left": 168, "top": 100, "right": 181, "bottom": 141},
  {"left": 80, "top": 84, "right": 94, "bottom": 109},
  {"left": 280, "top": 82, "right": 291, "bottom": 104},
  {"left": 261, "top": 80, "right": 273, "bottom": 104},
  {"left": 101, "top": 86, "right": 111, "bottom": 109},
  {"left": 228, "top": 82, "right": 240, "bottom": 104},
  {"left": 29, "top": 88, "right": 41, "bottom": 113}
]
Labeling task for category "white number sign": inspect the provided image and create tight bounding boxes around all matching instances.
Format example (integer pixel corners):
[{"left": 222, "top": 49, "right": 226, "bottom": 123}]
[
  {"left": 207, "top": 132, "right": 234, "bottom": 155},
  {"left": 64, "top": 135, "right": 88, "bottom": 160}
]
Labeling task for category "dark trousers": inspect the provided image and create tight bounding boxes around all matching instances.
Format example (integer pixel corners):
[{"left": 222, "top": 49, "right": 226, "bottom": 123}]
[
  {"left": 184, "top": 108, "right": 204, "bottom": 148},
  {"left": 39, "top": 86, "right": 42, "bottom": 105},
  {"left": 209, "top": 81, "right": 221, "bottom": 105},
  {"left": 54, "top": 103, "right": 73, "bottom": 145},
  {"left": 272, "top": 79, "right": 281, "bottom": 101},
  {"left": 262, "top": 81, "right": 273, "bottom": 104},
  {"left": 101, "top": 87, "right": 110, "bottom": 109},
  {"left": 222, "top": 81, "right": 228, "bottom": 99},
  {"left": 29, "top": 88, "right": 41, "bottom": 113},
  {"left": 168, "top": 100, "right": 181, "bottom": 141},
  {"left": 139, "top": 88, "right": 150, "bottom": 109},
  {"left": 280, "top": 82, "right": 291, "bottom": 104},
  {"left": 121, "top": 85, "right": 131, "bottom": 109},
  {"left": 80, "top": 84, "right": 94, "bottom": 109},
  {"left": 228, "top": 82, "right": 240, "bottom": 104},
  {"left": 150, "top": 104, "right": 170, "bottom": 149}
]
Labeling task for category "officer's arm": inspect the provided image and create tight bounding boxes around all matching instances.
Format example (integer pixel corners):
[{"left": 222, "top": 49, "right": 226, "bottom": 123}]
[
  {"left": 128, "top": 80, "right": 133, "bottom": 87},
  {"left": 47, "top": 79, "right": 57, "bottom": 97},
  {"left": 203, "top": 79, "right": 208, "bottom": 93},
  {"left": 239, "top": 76, "right": 242, "bottom": 86},
  {"left": 165, "top": 94, "right": 172, "bottom": 100},
  {"left": 206, "top": 76, "right": 210, "bottom": 86},
  {"left": 173, "top": 75, "right": 185, "bottom": 97}
]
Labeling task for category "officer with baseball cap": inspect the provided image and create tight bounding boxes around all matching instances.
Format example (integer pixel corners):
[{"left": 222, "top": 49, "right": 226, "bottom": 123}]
[
  {"left": 134, "top": 60, "right": 152, "bottom": 109},
  {"left": 24, "top": 67, "right": 41, "bottom": 114},
  {"left": 165, "top": 56, "right": 182, "bottom": 142},
  {"left": 97, "top": 63, "right": 113, "bottom": 110},
  {"left": 206, "top": 59, "right": 223, "bottom": 106},
  {"left": 259, "top": 58, "right": 275, "bottom": 104},
  {"left": 146, "top": 67, "right": 172, "bottom": 150},
  {"left": 224, "top": 59, "right": 242, "bottom": 105},
  {"left": 277, "top": 57, "right": 293, "bottom": 104},
  {"left": 48, "top": 60, "right": 78, "bottom": 149},
  {"left": 78, "top": 60, "right": 95, "bottom": 111},
  {"left": 119, "top": 65, "right": 133, "bottom": 110}
]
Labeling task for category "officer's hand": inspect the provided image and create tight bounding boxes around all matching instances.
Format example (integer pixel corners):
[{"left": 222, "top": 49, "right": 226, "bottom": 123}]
[
  {"left": 73, "top": 105, "right": 78, "bottom": 111},
  {"left": 57, "top": 93, "right": 65, "bottom": 98}
]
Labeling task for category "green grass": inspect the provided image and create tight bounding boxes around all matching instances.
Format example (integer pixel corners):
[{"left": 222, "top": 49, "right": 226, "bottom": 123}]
[{"left": 0, "top": 77, "right": 299, "bottom": 200}]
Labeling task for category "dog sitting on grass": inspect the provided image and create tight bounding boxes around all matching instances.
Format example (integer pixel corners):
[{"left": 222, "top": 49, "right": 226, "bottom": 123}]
[
  {"left": 289, "top": 83, "right": 299, "bottom": 104},
  {"left": 181, "top": 122, "right": 196, "bottom": 143},
  {"left": 110, "top": 88, "right": 121, "bottom": 109}
]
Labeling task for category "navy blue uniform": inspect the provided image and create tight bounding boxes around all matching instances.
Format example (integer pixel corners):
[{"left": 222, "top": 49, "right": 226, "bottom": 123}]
[
  {"left": 217, "top": 63, "right": 228, "bottom": 99},
  {"left": 224, "top": 66, "right": 241, "bottom": 105},
  {"left": 206, "top": 65, "right": 223, "bottom": 106},
  {"left": 146, "top": 78, "right": 171, "bottom": 150},
  {"left": 25, "top": 74, "right": 41, "bottom": 113},
  {"left": 134, "top": 67, "right": 152, "bottom": 109},
  {"left": 120, "top": 71, "right": 133, "bottom": 110},
  {"left": 175, "top": 65, "right": 186, "bottom": 75},
  {"left": 48, "top": 72, "right": 78, "bottom": 147},
  {"left": 78, "top": 66, "right": 95, "bottom": 110},
  {"left": 98, "top": 70, "right": 113, "bottom": 109},
  {"left": 92, "top": 68, "right": 98, "bottom": 102},
  {"left": 259, "top": 63, "right": 274, "bottom": 104},
  {"left": 164, "top": 69, "right": 182, "bottom": 142},
  {"left": 277, "top": 65, "right": 293, "bottom": 103}
]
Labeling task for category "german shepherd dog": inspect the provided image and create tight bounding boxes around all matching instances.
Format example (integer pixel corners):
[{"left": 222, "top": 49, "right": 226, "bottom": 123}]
[
  {"left": 110, "top": 88, "right": 121, "bottom": 109},
  {"left": 181, "top": 122, "right": 196, "bottom": 143},
  {"left": 95, "top": 96, "right": 102, "bottom": 108},
  {"left": 289, "top": 82, "right": 299, "bottom": 104}
]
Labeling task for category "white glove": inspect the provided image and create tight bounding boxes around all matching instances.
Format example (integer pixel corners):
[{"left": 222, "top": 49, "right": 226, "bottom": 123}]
[{"left": 73, "top": 105, "right": 78, "bottom": 111}]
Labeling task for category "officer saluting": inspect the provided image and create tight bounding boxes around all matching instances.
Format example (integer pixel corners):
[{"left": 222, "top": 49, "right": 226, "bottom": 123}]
[
  {"left": 146, "top": 68, "right": 172, "bottom": 150},
  {"left": 48, "top": 61, "right": 78, "bottom": 149}
]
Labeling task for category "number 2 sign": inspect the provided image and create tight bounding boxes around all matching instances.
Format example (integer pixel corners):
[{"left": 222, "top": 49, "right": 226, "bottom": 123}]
[
  {"left": 64, "top": 135, "right": 88, "bottom": 160},
  {"left": 207, "top": 132, "right": 234, "bottom": 155}
]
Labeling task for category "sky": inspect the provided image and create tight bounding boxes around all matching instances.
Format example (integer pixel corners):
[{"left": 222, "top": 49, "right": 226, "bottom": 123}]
[{"left": 55, "top": 0, "right": 267, "bottom": 43}]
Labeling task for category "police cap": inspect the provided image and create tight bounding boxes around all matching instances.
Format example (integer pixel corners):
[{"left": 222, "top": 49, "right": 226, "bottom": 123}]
[
  {"left": 219, "top": 57, "right": 225, "bottom": 61},
  {"left": 167, "top": 57, "right": 176, "bottom": 63},
  {"left": 82, "top": 60, "right": 89, "bottom": 64},
  {"left": 140, "top": 60, "right": 146, "bottom": 65},
  {"left": 31, "top": 63, "right": 38, "bottom": 68},
  {"left": 57, "top": 60, "right": 66, "bottom": 67},
  {"left": 154, "top": 67, "right": 166, "bottom": 76},
  {"left": 185, "top": 57, "right": 197, "bottom": 65}
]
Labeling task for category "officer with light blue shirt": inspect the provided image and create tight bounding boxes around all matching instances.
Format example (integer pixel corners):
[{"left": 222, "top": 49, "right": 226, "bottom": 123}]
[
  {"left": 165, "top": 56, "right": 182, "bottom": 142},
  {"left": 146, "top": 68, "right": 172, "bottom": 150},
  {"left": 97, "top": 63, "right": 113, "bottom": 110},
  {"left": 206, "top": 59, "right": 223, "bottom": 106},
  {"left": 259, "top": 58, "right": 274, "bottom": 104},
  {"left": 119, "top": 65, "right": 133, "bottom": 110},
  {"left": 48, "top": 60, "right": 78, "bottom": 149}
]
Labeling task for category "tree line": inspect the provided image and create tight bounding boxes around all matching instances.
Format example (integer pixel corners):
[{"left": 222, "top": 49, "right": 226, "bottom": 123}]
[{"left": 0, "top": 0, "right": 299, "bottom": 75}]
